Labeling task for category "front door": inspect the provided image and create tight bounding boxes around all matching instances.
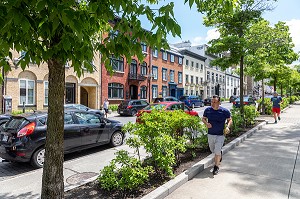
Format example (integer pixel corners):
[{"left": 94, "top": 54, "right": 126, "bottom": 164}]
[
  {"left": 130, "top": 85, "right": 138, "bottom": 99},
  {"left": 66, "top": 83, "right": 76, "bottom": 104}
]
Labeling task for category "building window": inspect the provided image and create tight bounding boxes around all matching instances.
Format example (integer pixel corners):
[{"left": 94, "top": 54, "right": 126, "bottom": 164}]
[
  {"left": 153, "top": 48, "right": 158, "bottom": 57},
  {"left": 162, "top": 86, "right": 167, "bottom": 97},
  {"left": 178, "top": 57, "right": 183, "bottom": 64},
  {"left": 44, "top": 81, "right": 48, "bottom": 105},
  {"left": 170, "top": 54, "right": 175, "bottom": 62},
  {"left": 141, "top": 62, "right": 147, "bottom": 75},
  {"left": 152, "top": 85, "right": 158, "bottom": 98},
  {"left": 178, "top": 72, "right": 182, "bottom": 83},
  {"left": 108, "top": 83, "right": 124, "bottom": 99},
  {"left": 207, "top": 86, "right": 210, "bottom": 96},
  {"left": 196, "top": 77, "right": 199, "bottom": 84},
  {"left": 141, "top": 43, "right": 147, "bottom": 52},
  {"left": 207, "top": 71, "right": 210, "bottom": 81},
  {"left": 140, "top": 86, "right": 147, "bottom": 99},
  {"left": 110, "top": 55, "right": 124, "bottom": 72},
  {"left": 162, "top": 51, "right": 167, "bottom": 61},
  {"left": 162, "top": 68, "right": 167, "bottom": 81},
  {"left": 152, "top": 66, "right": 158, "bottom": 80},
  {"left": 191, "top": 61, "right": 194, "bottom": 67},
  {"left": 227, "top": 77, "right": 229, "bottom": 85},
  {"left": 191, "top": 76, "right": 194, "bottom": 84},
  {"left": 216, "top": 74, "right": 218, "bottom": 83},
  {"left": 200, "top": 77, "right": 203, "bottom": 84},
  {"left": 212, "top": 73, "right": 214, "bottom": 83},
  {"left": 19, "top": 79, "right": 35, "bottom": 105},
  {"left": 185, "top": 90, "right": 188, "bottom": 95},
  {"left": 185, "top": 74, "right": 189, "bottom": 83},
  {"left": 186, "top": 59, "right": 189, "bottom": 66},
  {"left": 170, "top": 70, "right": 174, "bottom": 82},
  {"left": 201, "top": 64, "right": 203, "bottom": 70},
  {"left": 191, "top": 90, "right": 194, "bottom": 95},
  {"left": 196, "top": 63, "right": 199, "bottom": 69}
]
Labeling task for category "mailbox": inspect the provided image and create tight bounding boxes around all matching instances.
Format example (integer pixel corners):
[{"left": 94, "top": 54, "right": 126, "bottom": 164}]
[{"left": 3, "top": 95, "right": 12, "bottom": 114}]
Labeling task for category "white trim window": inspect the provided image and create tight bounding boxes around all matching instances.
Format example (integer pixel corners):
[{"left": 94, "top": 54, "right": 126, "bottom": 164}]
[
  {"left": 170, "top": 54, "right": 175, "bottom": 62},
  {"left": 162, "top": 86, "right": 167, "bottom": 97},
  {"left": 153, "top": 49, "right": 158, "bottom": 57},
  {"left": 44, "top": 81, "right": 49, "bottom": 105},
  {"left": 178, "top": 57, "right": 183, "bottom": 65},
  {"left": 19, "top": 79, "right": 35, "bottom": 105},
  {"left": 170, "top": 70, "right": 174, "bottom": 82},
  {"left": 162, "top": 69, "right": 167, "bottom": 81},
  {"left": 162, "top": 51, "right": 167, "bottom": 61},
  {"left": 152, "top": 86, "right": 158, "bottom": 98},
  {"left": 152, "top": 66, "right": 158, "bottom": 80},
  {"left": 178, "top": 72, "right": 182, "bottom": 83}
]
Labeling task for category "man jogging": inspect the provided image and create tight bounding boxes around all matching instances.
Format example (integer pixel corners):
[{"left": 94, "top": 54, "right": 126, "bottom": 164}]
[
  {"left": 271, "top": 91, "right": 283, "bottom": 123},
  {"left": 202, "top": 95, "right": 232, "bottom": 175}
]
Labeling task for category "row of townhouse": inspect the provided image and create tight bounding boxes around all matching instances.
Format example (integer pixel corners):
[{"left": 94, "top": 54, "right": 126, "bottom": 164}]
[{"left": 0, "top": 41, "right": 246, "bottom": 114}]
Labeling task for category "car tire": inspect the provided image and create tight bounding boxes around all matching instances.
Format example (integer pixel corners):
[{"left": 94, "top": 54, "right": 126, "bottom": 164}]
[
  {"left": 131, "top": 109, "right": 137, "bottom": 116},
  {"left": 192, "top": 104, "right": 195, "bottom": 109},
  {"left": 31, "top": 147, "right": 45, "bottom": 168},
  {"left": 110, "top": 131, "right": 124, "bottom": 147}
]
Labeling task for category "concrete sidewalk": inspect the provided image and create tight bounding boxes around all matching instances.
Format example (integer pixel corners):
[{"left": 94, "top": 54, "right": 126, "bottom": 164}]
[{"left": 163, "top": 103, "right": 300, "bottom": 199}]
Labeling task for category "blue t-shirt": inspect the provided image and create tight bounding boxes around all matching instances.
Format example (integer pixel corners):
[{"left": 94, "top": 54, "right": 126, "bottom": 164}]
[
  {"left": 203, "top": 106, "right": 231, "bottom": 135},
  {"left": 271, "top": 96, "right": 282, "bottom": 108}
]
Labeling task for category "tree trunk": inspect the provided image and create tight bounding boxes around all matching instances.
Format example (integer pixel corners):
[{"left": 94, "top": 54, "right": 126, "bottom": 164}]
[
  {"left": 41, "top": 58, "right": 65, "bottom": 198},
  {"left": 273, "top": 75, "right": 277, "bottom": 92},
  {"left": 239, "top": 55, "right": 244, "bottom": 118}
]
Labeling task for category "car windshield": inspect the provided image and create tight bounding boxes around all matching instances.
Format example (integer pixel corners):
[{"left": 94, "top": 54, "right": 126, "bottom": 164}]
[
  {"left": 144, "top": 104, "right": 166, "bottom": 110},
  {"left": 235, "top": 97, "right": 249, "bottom": 101}
]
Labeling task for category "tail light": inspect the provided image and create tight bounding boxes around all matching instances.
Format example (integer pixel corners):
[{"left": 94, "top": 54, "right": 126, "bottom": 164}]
[
  {"left": 244, "top": 102, "right": 249, "bottom": 104},
  {"left": 17, "top": 122, "right": 36, "bottom": 138},
  {"left": 127, "top": 105, "right": 133, "bottom": 109},
  {"left": 233, "top": 101, "right": 236, "bottom": 104}
]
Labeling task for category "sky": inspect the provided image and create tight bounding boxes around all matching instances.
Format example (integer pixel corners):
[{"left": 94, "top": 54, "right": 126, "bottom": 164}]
[{"left": 141, "top": 0, "right": 300, "bottom": 64}]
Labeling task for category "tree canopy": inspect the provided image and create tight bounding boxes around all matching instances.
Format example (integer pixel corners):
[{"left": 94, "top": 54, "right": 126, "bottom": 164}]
[{"left": 0, "top": 1, "right": 182, "bottom": 198}]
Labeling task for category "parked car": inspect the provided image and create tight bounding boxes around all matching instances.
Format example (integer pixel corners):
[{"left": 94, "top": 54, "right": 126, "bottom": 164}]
[
  {"left": 0, "top": 109, "right": 124, "bottom": 168},
  {"left": 179, "top": 95, "right": 204, "bottom": 108},
  {"left": 64, "top": 104, "right": 104, "bottom": 117},
  {"left": 0, "top": 114, "right": 12, "bottom": 126},
  {"left": 153, "top": 96, "right": 180, "bottom": 103},
  {"left": 233, "top": 96, "right": 256, "bottom": 108},
  {"left": 203, "top": 97, "right": 212, "bottom": 106},
  {"left": 229, "top": 95, "right": 238, "bottom": 103},
  {"left": 136, "top": 101, "right": 198, "bottom": 123},
  {"left": 117, "top": 99, "right": 149, "bottom": 116}
]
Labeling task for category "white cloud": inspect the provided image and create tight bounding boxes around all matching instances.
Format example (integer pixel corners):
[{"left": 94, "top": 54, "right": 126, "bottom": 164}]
[
  {"left": 192, "top": 36, "right": 205, "bottom": 45},
  {"left": 205, "top": 28, "right": 220, "bottom": 42},
  {"left": 285, "top": 19, "right": 300, "bottom": 53}
]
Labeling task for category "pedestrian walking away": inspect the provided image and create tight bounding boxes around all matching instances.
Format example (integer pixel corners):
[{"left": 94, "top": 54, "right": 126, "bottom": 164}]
[
  {"left": 103, "top": 98, "right": 109, "bottom": 118},
  {"left": 271, "top": 91, "right": 283, "bottom": 123},
  {"left": 202, "top": 95, "right": 232, "bottom": 175}
]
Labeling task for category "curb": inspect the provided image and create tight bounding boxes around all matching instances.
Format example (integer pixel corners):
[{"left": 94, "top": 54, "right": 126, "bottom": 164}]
[{"left": 141, "top": 121, "right": 266, "bottom": 199}]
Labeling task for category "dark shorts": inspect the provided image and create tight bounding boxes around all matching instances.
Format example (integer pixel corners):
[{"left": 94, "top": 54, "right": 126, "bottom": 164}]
[
  {"left": 104, "top": 108, "right": 108, "bottom": 113},
  {"left": 272, "top": 107, "right": 280, "bottom": 114}
]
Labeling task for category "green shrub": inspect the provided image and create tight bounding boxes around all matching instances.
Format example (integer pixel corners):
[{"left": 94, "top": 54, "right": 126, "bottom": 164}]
[
  {"left": 98, "top": 150, "right": 153, "bottom": 195},
  {"left": 124, "top": 110, "right": 203, "bottom": 177},
  {"left": 230, "top": 107, "right": 243, "bottom": 135},
  {"left": 244, "top": 105, "right": 259, "bottom": 127},
  {"left": 109, "top": 104, "right": 118, "bottom": 111}
]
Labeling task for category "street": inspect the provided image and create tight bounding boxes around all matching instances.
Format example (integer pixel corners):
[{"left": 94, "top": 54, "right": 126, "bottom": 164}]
[{"left": 0, "top": 102, "right": 233, "bottom": 184}]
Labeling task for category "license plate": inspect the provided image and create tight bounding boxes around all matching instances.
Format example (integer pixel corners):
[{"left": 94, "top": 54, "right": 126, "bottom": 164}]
[
  {"left": 120, "top": 111, "right": 123, "bottom": 113},
  {"left": 2, "top": 135, "right": 8, "bottom": 142}
]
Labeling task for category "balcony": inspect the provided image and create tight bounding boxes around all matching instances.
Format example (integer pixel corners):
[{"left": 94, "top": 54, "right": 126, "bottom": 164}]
[{"left": 128, "top": 73, "right": 147, "bottom": 81}]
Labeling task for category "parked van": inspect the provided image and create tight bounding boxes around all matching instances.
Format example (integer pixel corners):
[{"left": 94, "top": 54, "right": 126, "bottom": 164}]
[{"left": 179, "top": 95, "right": 204, "bottom": 108}]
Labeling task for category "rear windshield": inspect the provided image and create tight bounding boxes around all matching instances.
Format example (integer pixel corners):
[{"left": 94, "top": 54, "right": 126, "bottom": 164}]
[
  {"left": 121, "top": 101, "right": 130, "bottom": 106},
  {"left": 144, "top": 104, "right": 166, "bottom": 110},
  {"left": 3, "top": 118, "right": 29, "bottom": 130}
]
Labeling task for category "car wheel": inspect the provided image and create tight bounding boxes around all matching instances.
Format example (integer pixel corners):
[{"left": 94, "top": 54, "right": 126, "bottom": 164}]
[
  {"left": 31, "top": 147, "right": 45, "bottom": 168},
  {"left": 110, "top": 131, "right": 124, "bottom": 147},
  {"left": 131, "top": 109, "right": 137, "bottom": 116},
  {"left": 192, "top": 104, "right": 195, "bottom": 109}
]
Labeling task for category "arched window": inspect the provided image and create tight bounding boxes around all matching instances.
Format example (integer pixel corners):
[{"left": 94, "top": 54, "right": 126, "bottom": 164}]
[
  {"left": 108, "top": 83, "right": 124, "bottom": 99},
  {"left": 110, "top": 55, "right": 124, "bottom": 72},
  {"left": 141, "top": 62, "right": 147, "bottom": 75}
]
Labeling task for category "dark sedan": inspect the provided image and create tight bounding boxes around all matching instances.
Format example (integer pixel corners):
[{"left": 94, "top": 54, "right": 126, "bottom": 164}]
[
  {"left": 64, "top": 104, "right": 104, "bottom": 117},
  {"left": 0, "top": 114, "right": 12, "bottom": 126},
  {"left": 233, "top": 96, "right": 256, "bottom": 108},
  {"left": 203, "top": 97, "right": 212, "bottom": 106},
  {"left": 117, "top": 99, "right": 149, "bottom": 116},
  {"left": 0, "top": 110, "right": 124, "bottom": 168}
]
